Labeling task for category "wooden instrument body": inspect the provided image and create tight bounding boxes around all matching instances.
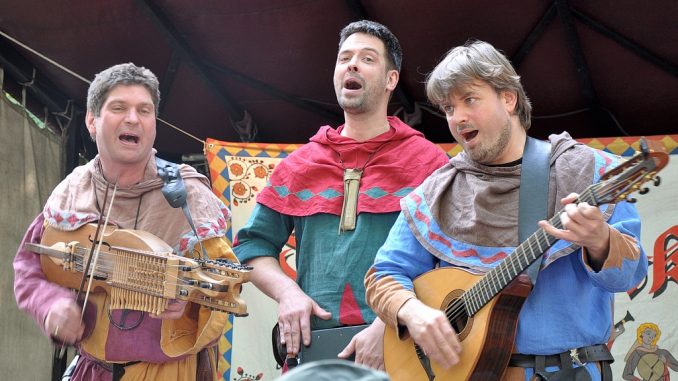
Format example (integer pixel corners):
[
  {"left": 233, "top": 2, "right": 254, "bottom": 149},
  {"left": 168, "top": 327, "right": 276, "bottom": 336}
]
[
  {"left": 384, "top": 267, "right": 531, "bottom": 381},
  {"left": 29, "top": 223, "right": 250, "bottom": 315},
  {"left": 40, "top": 223, "right": 172, "bottom": 292}
]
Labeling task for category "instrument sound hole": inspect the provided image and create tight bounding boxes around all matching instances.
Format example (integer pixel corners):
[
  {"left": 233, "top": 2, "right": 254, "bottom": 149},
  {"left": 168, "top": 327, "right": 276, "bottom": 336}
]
[
  {"left": 448, "top": 299, "right": 469, "bottom": 333},
  {"left": 442, "top": 295, "right": 472, "bottom": 341}
]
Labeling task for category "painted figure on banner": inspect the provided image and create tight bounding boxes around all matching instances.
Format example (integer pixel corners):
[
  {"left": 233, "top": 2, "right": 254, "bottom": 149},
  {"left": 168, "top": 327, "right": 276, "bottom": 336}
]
[
  {"left": 232, "top": 20, "right": 449, "bottom": 372},
  {"left": 608, "top": 310, "right": 635, "bottom": 350},
  {"left": 14, "top": 63, "right": 244, "bottom": 381},
  {"left": 623, "top": 323, "right": 678, "bottom": 380},
  {"left": 365, "top": 40, "right": 650, "bottom": 381},
  {"left": 607, "top": 225, "right": 678, "bottom": 349}
]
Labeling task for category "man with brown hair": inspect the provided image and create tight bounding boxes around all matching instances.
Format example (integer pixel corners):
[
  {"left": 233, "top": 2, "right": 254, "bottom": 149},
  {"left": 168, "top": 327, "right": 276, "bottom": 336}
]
[{"left": 14, "top": 63, "right": 239, "bottom": 380}]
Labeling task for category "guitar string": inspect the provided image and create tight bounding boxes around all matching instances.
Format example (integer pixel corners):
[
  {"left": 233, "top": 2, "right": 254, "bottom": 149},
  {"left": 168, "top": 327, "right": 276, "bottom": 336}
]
[
  {"left": 446, "top": 167, "right": 653, "bottom": 322},
  {"left": 444, "top": 150, "right": 662, "bottom": 322},
  {"left": 442, "top": 182, "right": 606, "bottom": 322}
]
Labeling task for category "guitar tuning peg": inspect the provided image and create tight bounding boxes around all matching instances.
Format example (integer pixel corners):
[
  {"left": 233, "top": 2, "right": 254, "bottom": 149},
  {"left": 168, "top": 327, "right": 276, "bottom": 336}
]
[
  {"left": 626, "top": 196, "right": 637, "bottom": 203},
  {"left": 653, "top": 176, "right": 661, "bottom": 186},
  {"left": 638, "top": 187, "right": 650, "bottom": 195}
]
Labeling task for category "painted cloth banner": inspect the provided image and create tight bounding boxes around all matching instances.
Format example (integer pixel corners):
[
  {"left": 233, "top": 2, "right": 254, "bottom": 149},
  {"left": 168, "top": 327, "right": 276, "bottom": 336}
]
[{"left": 205, "top": 135, "right": 678, "bottom": 381}]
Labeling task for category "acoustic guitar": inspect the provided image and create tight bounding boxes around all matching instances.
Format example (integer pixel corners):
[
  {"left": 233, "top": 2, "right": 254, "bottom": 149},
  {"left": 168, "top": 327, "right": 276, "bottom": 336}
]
[
  {"left": 384, "top": 139, "right": 668, "bottom": 381},
  {"left": 25, "top": 223, "right": 251, "bottom": 316}
]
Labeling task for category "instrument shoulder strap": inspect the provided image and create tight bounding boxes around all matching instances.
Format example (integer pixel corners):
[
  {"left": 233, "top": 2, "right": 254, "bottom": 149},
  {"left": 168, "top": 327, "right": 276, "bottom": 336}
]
[
  {"left": 156, "top": 157, "right": 208, "bottom": 259},
  {"left": 519, "top": 136, "right": 552, "bottom": 285}
]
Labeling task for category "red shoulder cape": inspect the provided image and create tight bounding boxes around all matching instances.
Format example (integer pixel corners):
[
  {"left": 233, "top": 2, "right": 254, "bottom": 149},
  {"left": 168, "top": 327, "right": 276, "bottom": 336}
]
[{"left": 256, "top": 116, "right": 449, "bottom": 216}]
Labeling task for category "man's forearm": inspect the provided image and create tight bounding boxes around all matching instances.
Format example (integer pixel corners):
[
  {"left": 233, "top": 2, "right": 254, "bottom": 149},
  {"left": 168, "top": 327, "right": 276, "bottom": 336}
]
[{"left": 245, "top": 256, "right": 301, "bottom": 302}]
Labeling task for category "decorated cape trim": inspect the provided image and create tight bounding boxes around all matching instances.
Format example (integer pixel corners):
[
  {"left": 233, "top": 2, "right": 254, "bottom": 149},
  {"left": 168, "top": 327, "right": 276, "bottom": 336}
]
[
  {"left": 264, "top": 183, "right": 416, "bottom": 217},
  {"left": 402, "top": 190, "right": 514, "bottom": 274},
  {"left": 593, "top": 148, "right": 622, "bottom": 181},
  {"left": 256, "top": 116, "right": 450, "bottom": 217},
  {"left": 402, "top": 188, "right": 618, "bottom": 273},
  {"left": 176, "top": 203, "right": 230, "bottom": 254},
  {"left": 44, "top": 208, "right": 99, "bottom": 231}
]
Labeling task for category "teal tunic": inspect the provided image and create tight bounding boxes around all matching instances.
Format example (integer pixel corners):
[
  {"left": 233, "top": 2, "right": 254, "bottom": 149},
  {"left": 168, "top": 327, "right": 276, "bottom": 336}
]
[{"left": 235, "top": 204, "right": 398, "bottom": 329}]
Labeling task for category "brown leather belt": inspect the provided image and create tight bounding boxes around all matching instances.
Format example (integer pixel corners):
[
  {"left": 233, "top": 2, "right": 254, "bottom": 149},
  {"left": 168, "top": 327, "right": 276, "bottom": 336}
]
[{"left": 509, "top": 344, "right": 613, "bottom": 368}]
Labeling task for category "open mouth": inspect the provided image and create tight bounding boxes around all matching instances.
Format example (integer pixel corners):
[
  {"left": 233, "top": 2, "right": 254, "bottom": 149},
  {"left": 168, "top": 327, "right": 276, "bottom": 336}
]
[
  {"left": 460, "top": 129, "right": 478, "bottom": 142},
  {"left": 119, "top": 133, "right": 139, "bottom": 144},
  {"left": 344, "top": 78, "right": 363, "bottom": 90}
]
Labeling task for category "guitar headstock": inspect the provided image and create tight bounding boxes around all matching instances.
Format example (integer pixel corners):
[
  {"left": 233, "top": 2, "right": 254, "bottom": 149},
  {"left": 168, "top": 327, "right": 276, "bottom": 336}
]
[{"left": 594, "top": 138, "right": 669, "bottom": 205}]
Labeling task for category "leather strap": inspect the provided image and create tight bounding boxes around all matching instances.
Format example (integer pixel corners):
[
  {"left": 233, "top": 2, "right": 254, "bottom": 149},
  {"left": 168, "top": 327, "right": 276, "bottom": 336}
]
[
  {"left": 196, "top": 346, "right": 216, "bottom": 381},
  {"left": 156, "top": 157, "right": 209, "bottom": 259},
  {"left": 519, "top": 136, "right": 552, "bottom": 284}
]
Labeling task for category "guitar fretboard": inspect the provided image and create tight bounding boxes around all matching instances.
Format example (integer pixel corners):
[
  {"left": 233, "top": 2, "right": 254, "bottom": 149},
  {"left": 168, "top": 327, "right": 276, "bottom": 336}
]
[{"left": 461, "top": 182, "right": 603, "bottom": 316}]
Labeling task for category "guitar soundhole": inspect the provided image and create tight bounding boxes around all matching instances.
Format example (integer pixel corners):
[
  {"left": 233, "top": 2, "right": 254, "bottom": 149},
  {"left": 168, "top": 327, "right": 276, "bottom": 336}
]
[
  {"left": 450, "top": 305, "right": 468, "bottom": 332},
  {"left": 449, "top": 299, "right": 470, "bottom": 339},
  {"left": 442, "top": 291, "right": 472, "bottom": 341}
]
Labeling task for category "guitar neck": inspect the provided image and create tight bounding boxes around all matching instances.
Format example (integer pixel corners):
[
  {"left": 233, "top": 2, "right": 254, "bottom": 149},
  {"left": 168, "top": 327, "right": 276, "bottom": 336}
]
[{"left": 463, "top": 182, "right": 603, "bottom": 316}]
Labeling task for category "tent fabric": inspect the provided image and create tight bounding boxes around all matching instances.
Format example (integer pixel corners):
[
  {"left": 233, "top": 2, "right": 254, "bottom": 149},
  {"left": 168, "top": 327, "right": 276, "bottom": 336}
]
[
  {"left": 2, "top": 1, "right": 677, "bottom": 156},
  {"left": 1, "top": 74, "right": 64, "bottom": 380},
  {"left": 207, "top": 135, "right": 678, "bottom": 380}
]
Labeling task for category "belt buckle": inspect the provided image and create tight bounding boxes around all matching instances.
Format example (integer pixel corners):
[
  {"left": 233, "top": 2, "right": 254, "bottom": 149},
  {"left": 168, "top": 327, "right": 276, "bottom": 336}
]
[{"left": 570, "top": 348, "right": 586, "bottom": 367}]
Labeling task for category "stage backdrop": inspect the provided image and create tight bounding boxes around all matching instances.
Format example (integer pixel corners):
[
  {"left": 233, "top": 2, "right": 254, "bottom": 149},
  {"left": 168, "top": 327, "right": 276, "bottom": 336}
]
[{"left": 205, "top": 135, "right": 678, "bottom": 381}]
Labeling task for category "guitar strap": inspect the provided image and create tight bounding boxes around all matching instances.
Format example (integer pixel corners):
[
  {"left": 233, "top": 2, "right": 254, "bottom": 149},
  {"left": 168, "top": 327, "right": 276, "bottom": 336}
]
[
  {"left": 519, "top": 137, "right": 552, "bottom": 285},
  {"left": 156, "top": 157, "right": 209, "bottom": 259}
]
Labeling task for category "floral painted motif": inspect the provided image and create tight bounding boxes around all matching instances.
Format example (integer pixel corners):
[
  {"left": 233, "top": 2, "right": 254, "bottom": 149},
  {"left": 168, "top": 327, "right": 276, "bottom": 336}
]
[
  {"left": 230, "top": 163, "right": 244, "bottom": 176},
  {"left": 253, "top": 166, "right": 268, "bottom": 179},
  {"left": 228, "top": 158, "right": 275, "bottom": 206},
  {"left": 232, "top": 183, "right": 247, "bottom": 197},
  {"left": 233, "top": 366, "right": 264, "bottom": 381}
]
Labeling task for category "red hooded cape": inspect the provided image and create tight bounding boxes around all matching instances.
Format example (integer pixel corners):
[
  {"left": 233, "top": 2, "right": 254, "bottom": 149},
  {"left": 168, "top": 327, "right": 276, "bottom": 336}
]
[{"left": 257, "top": 116, "right": 449, "bottom": 216}]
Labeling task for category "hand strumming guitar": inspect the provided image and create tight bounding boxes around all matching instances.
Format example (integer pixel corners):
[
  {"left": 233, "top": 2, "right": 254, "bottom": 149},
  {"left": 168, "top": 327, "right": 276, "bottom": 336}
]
[{"left": 396, "top": 298, "right": 462, "bottom": 370}]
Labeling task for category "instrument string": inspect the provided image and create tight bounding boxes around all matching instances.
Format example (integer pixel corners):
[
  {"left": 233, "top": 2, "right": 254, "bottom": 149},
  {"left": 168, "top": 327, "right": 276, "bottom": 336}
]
[
  {"left": 427, "top": 153, "right": 664, "bottom": 350},
  {"left": 81, "top": 183, "right": 118, "bottom": 321},
  {"left": 43, "top": 242, "right": 240, "bottom": 310},
  {"left": 70, "top": 250, "right": 222, "bottom": 281},
  {"left": 57, "top": 182, "right": 115, "bottom": 358},
  {"left": 443, "top": 183, "right": 605, "bottom": 323}
]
